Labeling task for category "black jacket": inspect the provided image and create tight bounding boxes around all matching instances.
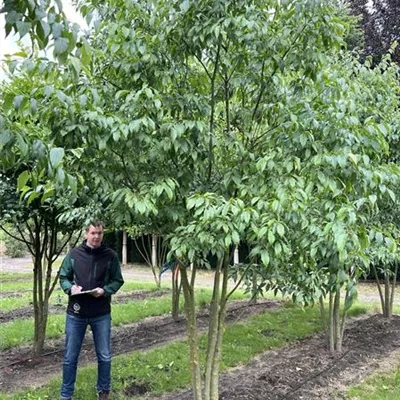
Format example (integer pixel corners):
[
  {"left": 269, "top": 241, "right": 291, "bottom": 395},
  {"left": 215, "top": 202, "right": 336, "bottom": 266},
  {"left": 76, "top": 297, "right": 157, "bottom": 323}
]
[{"left": 59, "top": 241, "right": 124, "bottom": 317}]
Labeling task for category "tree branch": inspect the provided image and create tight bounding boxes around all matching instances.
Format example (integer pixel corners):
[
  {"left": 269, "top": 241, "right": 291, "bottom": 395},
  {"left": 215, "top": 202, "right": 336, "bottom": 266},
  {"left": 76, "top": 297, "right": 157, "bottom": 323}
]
[{"left": 207, "top": 35, "right": 222, "bottom": 182}]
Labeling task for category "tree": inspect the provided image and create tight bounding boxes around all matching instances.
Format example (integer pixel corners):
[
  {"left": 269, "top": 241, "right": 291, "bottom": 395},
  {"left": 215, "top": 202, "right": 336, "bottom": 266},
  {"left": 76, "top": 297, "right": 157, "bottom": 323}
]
[
  {"left": 0, "top": 52, "right": 98, "bottom": 355},
  {"left": 63, "top": 0, "right": 348, "bottom": 398},
  {"left": 249, "top": 52, "right": 400, "bottom": 352}
]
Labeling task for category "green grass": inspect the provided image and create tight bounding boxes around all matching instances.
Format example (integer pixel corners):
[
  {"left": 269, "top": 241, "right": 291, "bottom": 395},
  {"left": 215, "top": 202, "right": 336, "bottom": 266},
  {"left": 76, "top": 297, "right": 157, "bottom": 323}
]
[
  {"left": 119, "top": 281, "right": 160, "bottom": 291},
  {"left": 0, "top": 280, "right": 34, "bottom": 292},
  {"left": 0, "top": 290, "right": 71, "bottom": 312},
  {"left": 0, "top": 292, "right": 33, "bottom": 312},
  {"left": 0, "top": 288, "right": 249, "bottom": 350},
  {"left": 2, "top": 303, "right": 324, "bottom": 400},
  {"left": 347, "top": 360, "right": 400, "bottom": 400},
  {"left": 0, "top": 272, "right": 32, "bottom": 281},
  {"left": 0, "top": 280, "right": 170, "bottom": 313},
  {"left": 0, "top": 296, "right": 170, "bottom": 349}
]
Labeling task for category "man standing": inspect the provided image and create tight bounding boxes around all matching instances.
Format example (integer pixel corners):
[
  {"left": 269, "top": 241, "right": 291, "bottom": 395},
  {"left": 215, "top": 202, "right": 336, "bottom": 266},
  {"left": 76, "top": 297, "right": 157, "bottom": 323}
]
[{"left": 59, "top": 220, "right": 124, "bottom": 400}]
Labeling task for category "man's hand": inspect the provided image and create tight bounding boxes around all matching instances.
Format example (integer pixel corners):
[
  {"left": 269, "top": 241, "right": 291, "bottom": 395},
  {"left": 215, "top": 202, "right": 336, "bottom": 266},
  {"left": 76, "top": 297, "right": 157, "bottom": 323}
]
[
  {"left": 71, "top": 285, "right": 83, "bottom": 295},
  {"left": 90, "top": 287, "right": 105, "bottom": 298}
]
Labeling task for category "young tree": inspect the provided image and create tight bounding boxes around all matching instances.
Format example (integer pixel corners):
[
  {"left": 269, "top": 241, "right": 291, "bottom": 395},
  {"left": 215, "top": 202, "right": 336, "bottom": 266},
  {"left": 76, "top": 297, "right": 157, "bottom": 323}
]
[
  {"left": 249, "top": 52, "right": 400, "bottom": 352},
  {"left": 0, "top": 54, "right": 96, "bottom": 355}
]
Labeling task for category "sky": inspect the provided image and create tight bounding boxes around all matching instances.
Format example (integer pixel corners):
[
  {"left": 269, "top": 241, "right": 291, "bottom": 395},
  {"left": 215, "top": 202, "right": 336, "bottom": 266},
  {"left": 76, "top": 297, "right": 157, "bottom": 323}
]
[{"left": 0, "top": 0, "right": 86, "bottom": 79}]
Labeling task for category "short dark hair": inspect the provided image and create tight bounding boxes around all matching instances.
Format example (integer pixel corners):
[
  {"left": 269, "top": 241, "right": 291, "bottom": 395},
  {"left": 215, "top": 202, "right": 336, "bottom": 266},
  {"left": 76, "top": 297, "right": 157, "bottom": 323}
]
[{"left": 85, "top": 220, "right": 105, "bottom": 232}]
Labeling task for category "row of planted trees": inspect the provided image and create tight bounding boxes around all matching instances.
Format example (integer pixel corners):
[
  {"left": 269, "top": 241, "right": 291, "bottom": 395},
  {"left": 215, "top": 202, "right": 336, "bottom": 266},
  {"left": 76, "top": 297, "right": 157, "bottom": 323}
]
[{"left": 1, "top": 0, "right": 400, "bottom": 398}]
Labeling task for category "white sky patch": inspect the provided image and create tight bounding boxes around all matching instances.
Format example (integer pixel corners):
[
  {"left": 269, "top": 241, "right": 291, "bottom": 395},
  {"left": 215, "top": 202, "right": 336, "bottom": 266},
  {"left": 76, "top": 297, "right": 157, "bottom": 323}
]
[{"left": 0, "top": 0, "right": 86, "bottom": 79}]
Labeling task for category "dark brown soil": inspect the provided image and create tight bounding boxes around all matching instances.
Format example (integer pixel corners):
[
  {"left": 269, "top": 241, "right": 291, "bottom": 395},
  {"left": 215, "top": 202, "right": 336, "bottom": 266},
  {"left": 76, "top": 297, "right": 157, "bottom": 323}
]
[
  {"left": 0, "top": 299, "right": 279, "bottom": 393},
  {"left": 150, "top": 314, "right": 400, "bottom": 400}
]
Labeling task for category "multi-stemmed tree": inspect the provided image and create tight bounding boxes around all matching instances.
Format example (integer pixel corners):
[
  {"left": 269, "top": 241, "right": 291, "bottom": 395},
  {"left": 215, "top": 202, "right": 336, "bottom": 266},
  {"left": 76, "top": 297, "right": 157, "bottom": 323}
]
[
  {"left": 62, "top": 0, "right": 374, "bottom": 397},
  {"left": 2, "top": 0, "right": 400, "bottom": 396},
  {"left": 0, "top": 53, "right": 99, "bottom": 354}
]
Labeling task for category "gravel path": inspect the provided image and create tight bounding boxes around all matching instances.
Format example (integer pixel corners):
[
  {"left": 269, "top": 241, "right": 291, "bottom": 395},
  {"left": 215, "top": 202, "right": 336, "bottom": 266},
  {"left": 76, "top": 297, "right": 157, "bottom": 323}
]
[{"left": 1, "top": 255, "right": 398, "bottom": 304}]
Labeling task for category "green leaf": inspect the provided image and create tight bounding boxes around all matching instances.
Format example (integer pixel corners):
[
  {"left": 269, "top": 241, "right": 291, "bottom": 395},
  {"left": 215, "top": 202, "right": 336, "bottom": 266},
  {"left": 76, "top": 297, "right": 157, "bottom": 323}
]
[
  {"left": 70, "top": 56, "right": 81, "bottom": 76},
  {"left": 27, "top": 191, "right": 41, "bottom": 205},
  {"left": 16, "top": 133, "right": 28, "bottom": 156},
  {"left": 0, "top": 131, "right": 12, "bottom": 146},
  {"left": 57, "top": 167, "right": 65, "bottom": 183},
  {"left": 50, "top": 147, "right": 65, "bottom": 168},
  {"left": 17, "top": 171, "right": 30, "bottom": 191},
  {"left": 261, "top": 251, "right": 270, "bottom": 266},
  {"left": 68, "top": 174, "right": 77, "bottom": 194},
  {"left": 164, "top": 185, "right": 173, "bottom": 200},
  {"left": 274, "top": 242, "right": 282, "bottom": 257},
  {"left": 377, "top": 123, "right": 388, "bottom": 136},
  {"left": 336, "top": 232, "right": 347, "bottom": 253},
  {"left": 16, "top": 21, "right": 31, "bottom": 38},
  {"left": 13, "top": 95, "right": 23, "bottom": 110},
  {"left": 54, "top": 37, "right": 69, "bottom": 55},
  {"left": 375, "top": 231, "right": 383, "bottom": 244},
  {"left": 268, "top": 230, "right": 275, "bottom": 245},
  {"left": 338, "top": 269, "right": 347, "bottom": 283},
  {"left": 30, "top": 98, "right": 37, "bottom": 114},
  {"left": 276, "top": 223, "right": 285, "bottom": 237},
  {"left": 41, "top": 188, "right": 55, "bottom": 203},
  {"left": 136, "top": 201, "right": 147, "bottom": 214},
  {"left": 387, "top": 189, "right": 396, "bottom": 202},
  {"left": 40, "top": 20, "right": 51, "bottom": 39},
  {"left": 54, "top": 0, "right": 63, "bottom": 12}
]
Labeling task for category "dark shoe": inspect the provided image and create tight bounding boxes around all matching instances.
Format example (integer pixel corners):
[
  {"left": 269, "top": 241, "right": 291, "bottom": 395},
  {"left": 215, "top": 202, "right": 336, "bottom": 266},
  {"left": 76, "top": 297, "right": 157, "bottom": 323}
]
[
  {"left": 60, "top": 397, "right": 71, "bottom": 400},
  {"left": 97, "top": 390, "right": 110, "bottom": 400}
]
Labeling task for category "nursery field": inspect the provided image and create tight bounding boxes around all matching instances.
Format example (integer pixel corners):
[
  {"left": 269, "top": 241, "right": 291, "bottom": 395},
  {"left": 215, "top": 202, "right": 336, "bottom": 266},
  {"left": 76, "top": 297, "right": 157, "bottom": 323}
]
[{"left": 0, "top": 262, "right": 399, "bottom": 400}]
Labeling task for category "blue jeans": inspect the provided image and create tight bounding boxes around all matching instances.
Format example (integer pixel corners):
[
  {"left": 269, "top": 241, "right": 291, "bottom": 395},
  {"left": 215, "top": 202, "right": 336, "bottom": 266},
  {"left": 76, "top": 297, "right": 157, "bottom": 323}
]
[{"left": 60, "top": 313, "right": 111, "bottom": 399}]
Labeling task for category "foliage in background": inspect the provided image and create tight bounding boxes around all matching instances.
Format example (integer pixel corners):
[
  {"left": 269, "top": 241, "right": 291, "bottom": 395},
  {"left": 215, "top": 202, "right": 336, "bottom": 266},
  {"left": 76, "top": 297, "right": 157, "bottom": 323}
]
[
  {"left": 2, "top": 225, "right": 27, "bottom": 257},
  {"left": 349, "top": 0, "right": 400, "bottom": 65}
]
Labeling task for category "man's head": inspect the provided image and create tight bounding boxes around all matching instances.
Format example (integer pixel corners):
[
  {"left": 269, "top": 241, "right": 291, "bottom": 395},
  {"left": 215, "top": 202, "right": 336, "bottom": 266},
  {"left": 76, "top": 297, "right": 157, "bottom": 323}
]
[{"left": 85, "top": 220, "right": 105, "bottom": 248}]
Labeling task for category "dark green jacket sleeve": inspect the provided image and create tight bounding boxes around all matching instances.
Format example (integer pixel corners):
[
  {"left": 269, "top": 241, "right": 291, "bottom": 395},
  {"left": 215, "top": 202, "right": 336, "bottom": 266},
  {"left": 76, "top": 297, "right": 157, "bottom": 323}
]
[
  {"left": 103, "top": 254, "right": 124, "bottom": 297},
  {"left": 59, "top": 253, "right": 74, "bottom": 294}
]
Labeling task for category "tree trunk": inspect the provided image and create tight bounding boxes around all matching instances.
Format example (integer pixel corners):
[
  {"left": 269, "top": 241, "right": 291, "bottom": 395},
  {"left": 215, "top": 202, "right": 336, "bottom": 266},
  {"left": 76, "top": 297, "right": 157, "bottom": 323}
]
[
  {"left": 152, "top": 234, "right": 157, "bottom": 268},
  {"left": 209, "top": 254, "right": 229, "bottom": 400},
  {"left": 122, "top": 231, "right": 127, "bottom": 268},
  {"left": 33, "top": 254, "right": 47, "bottom": 355},
  {"left": 32, "top": 219, "right": 64, "bottom": 355},
  {"left": 373, "top": 263, "right": 397, "bottom": 319},
  {"left": 204, "top": 259, "right": 222, "bottom": 399},
  {"left": 328, "top": 290, "right": 335, "bottom": 353},
  {"left": 333, "top": 287, "right": 342, "bottom": 353},
  {"left": 389, "top": 262, "right": 398, "bottom": 320},
  {"left": 180, "top": 263, "right": 202, "bottom": 400},
  {"left": 326, "top": 285, "right": 345, "bottom": 353},
  {"left": 150, "top": 235, "right": 161, "bottom": 288},
  {"left": 233, "top": 246, "right": 239, "bottom": 265},
  {"left": 172, "top": 263, "right": 182, "bottom": 322}
]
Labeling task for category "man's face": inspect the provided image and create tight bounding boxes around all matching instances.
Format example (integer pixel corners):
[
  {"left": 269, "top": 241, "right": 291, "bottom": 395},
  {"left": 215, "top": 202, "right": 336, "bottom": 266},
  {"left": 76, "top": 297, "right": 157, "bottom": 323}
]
[{"left": 85, "top": 225, "right": 104, "bottom": 248}]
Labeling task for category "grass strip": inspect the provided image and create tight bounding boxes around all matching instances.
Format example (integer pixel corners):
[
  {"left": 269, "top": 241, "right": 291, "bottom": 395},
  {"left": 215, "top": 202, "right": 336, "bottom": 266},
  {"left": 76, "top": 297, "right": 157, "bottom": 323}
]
[
  {"left": 0, "top": 296, "right": 173, "bottom": 349},
  {"left": 1, "top": 303, "right": 328, "bottom": 400},
  {"left": 0, "top": 288, "right": 247, "bottom": 349},
  {"left": 347, "top": 358, "right": 400, "bottom": 400},
  {"left": 0, "top": 292, "right": 33, "bottom": 312},
  {"left": 0, "top": 273, "right": 32, "bottom": 281},
  {"left": 0, "top": 281, "right": 34, "bottom": 292},
  {"left": 0, "top": 281, "right": 164, "bottom": 313}
]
